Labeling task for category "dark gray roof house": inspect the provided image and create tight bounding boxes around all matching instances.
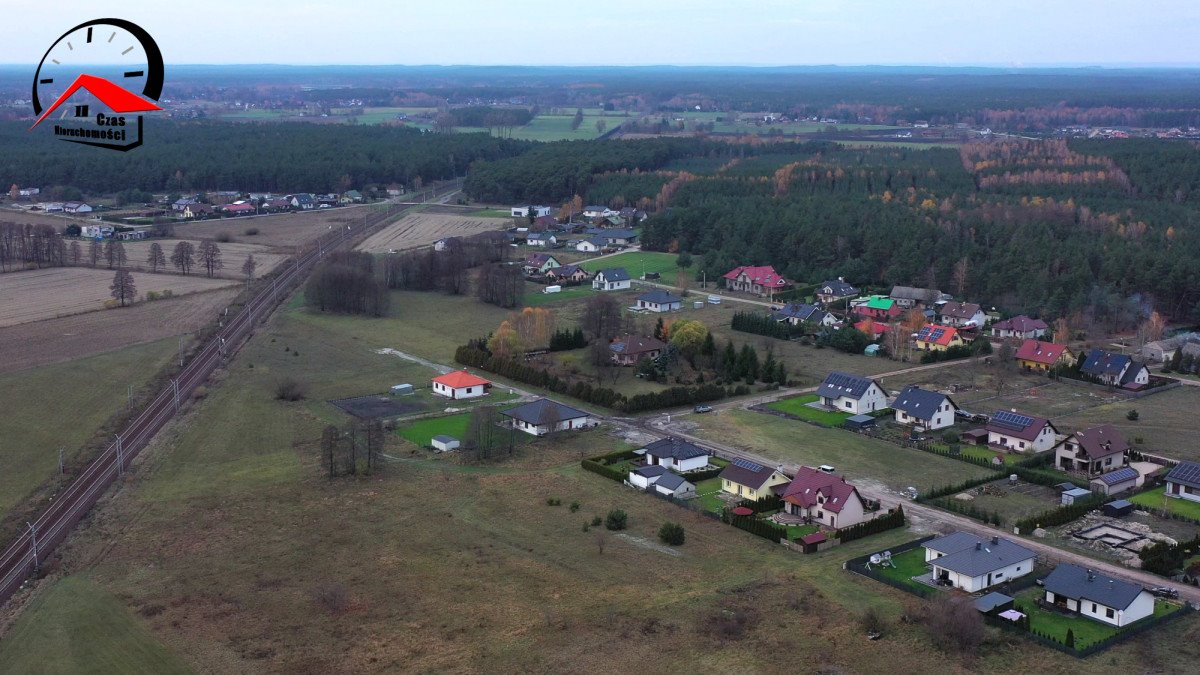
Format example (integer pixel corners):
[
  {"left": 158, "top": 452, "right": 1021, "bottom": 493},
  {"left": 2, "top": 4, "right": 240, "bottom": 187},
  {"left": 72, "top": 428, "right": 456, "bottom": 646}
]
[
  {"left": 1081, "top": 349, "right": 1131, "bottom": 378},
  {"left": 633, "top": 464, "right": 668, "bottom": 479},
  {"left": 1166, "top": 461, "right": 1200, "bottom": 490},
  {"left": 501, "top": 398, "right": 589, "bottom": 426},
  {"left": 891, "top": 385, "right": 957, "bottom": 422},
  {"left": 637, "top": 290, "right": 682, "bottom": 305},
  {"left": 595, "top": 267, "right": 631, "bottom": 282},
  {"left": 1042, "top": 564, "right": 1147, "bottom": 610},
  {"left": 817, "top": 372, "right": 883, "bottom": 401},
  {"left": 925, "top": 533, "right": 1035, "bottom": 578},
  {"left": 773, "top": 302, "right": 829, "bottom": 324},
  {"left": 641, "top": 437, "right": 708, "bottom": 461},
  {"left": 1094, "top": 466, "right": 1139, "bottom": 487},
  {"left": 818, "top": 279, "right": 858, "bottom": 298},
  {"left": 654, "top": 472, "right": 691, "bottom": 492}
]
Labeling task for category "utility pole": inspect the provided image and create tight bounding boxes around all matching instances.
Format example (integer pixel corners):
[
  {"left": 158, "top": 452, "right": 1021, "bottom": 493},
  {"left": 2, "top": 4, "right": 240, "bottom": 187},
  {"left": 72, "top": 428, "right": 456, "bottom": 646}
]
[
  {"left": 115, "top": 434, "right": 124, "bottom": 476},
  {"left": 173, "top": 379, "right": 180, "bottom": 409},
  {"left": 58, "top": 447, "right": 64, "bottom": 476},
  {"left": 127, "top": 384, "right": 133, "bottom": 409},
  {"left": 27, "top": 522, "right": 38, "bottom": 573},
  {"left": 178, "top": 335, "right": 184, "bottom": 367}
]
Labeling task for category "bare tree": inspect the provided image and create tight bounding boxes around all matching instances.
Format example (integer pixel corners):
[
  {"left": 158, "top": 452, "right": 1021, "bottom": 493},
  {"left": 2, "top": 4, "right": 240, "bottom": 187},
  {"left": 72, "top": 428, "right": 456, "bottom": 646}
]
[
  {"left": 171, "top": 241, "right": 195, "bottom": 275},
  {"left": 595, "top": 529, "right": 607, "bottom": 555},
  {"left": 923, "top": 595, "right": 984, "bottom": 654},
  {"left": 104, "top": 240, "right": 127, "bottom": 269},
  {"left": 109, "top": 268, "right": 136, "bottom": 307},
  {"left": 69, "top": 240, "right": 81, "bottom": 266},
  {"left": 198, "top": 239, "right": 224, "bottom": 278},
  {"left": 582, "top": 294, "right": 622, "bottom": 341},
  {"left": 89, "top": 240, "right": 102, "bottom": 267},
  {"left": 147, "top": 242, "right": 166, "bottom": 273},
  {"left": 241, "top": 253, "right": 258, "bottom": 281}
]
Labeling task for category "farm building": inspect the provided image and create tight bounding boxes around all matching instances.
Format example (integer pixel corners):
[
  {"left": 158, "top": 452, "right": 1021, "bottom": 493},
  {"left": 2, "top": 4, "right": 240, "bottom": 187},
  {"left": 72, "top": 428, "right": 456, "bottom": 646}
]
[
  {"left": 923, "top": 532, "right": 1035, "bottom": 593},
  {"left": 1041, "top": 564, "right": 1155, "bottom": 627},
  {"left": 890, "top": 286, "right": 947, "bottom": 309},
  {"left": 501, "top": 398, "right": 593, "bottom": 436},
  {"left": 431, "top": 371, "right": 492, "bottom": 400}
]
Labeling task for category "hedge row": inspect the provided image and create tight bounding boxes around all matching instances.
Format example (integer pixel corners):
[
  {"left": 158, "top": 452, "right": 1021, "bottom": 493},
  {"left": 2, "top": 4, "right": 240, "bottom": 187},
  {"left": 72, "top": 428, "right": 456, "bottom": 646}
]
[
  {"left": 920, "top": 472, "right": 1006, "bottom": 501},
  {"left": 582, "top": 459, "right": 626, "bottom": 483},
  {"left": 737, "top": 494, "right": 784, "bottom": 513},
  {"left": 723, "top": 510, "right": 787, "bottom": 542},
  {"left": 1015, "top": 494, "right": 1106, "bottom": 532},
  {"left": 838, "top": 506, "right": 906, "bottom": 543}
]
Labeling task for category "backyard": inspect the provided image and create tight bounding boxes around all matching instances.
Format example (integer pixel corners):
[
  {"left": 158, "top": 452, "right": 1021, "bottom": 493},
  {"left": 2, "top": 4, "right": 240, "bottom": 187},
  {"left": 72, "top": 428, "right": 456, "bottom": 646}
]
[
  {"left": 1130, "top": 487, "right": 1200, "bottom": 521},
  {"left": 396, "top": 413, "right": 472, "bottom": 447},
  {"left": 872, "top": 547, "right": 931, "bottom": 594},
  {"left": 766, "top": 394, "right": 853, "bottom": 426},
  {"left": 1012, "top": 588, "right": 1180, "bottom": 649}
]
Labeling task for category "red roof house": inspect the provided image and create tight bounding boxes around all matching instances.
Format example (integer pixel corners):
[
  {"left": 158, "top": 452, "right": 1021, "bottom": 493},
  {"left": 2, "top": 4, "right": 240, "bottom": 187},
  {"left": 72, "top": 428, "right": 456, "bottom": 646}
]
[
  {"left": 779, "top": 467, "right": 869, "bottom": 529},
  {"left": 854, "top": 320, "right": 890, "bottom": 340},
  {"left": 723, "top": 265, "right": 792, "bottom": 298},
  {"left": 431, "top": 370, "right": 492, "bottom": 400},
  {"left": 1014, "top": 339, "right": 1074, "bottom": 372}
]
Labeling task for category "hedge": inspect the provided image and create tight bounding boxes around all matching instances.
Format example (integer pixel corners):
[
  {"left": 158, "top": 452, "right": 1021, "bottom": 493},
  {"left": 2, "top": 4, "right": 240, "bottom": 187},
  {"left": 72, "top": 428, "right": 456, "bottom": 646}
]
[
  {"left": 582, "top": 459, "right": 626, "bottom": 483},
  {"left": 737, "top": 494, "right": 783, "bottom": 513},
  {"left": 837, "top": 506, "right": 906, "bottom": 542},
  {"left": 1015, "top": 494, "right": 1106, "bottom": 532},
  {"left": 920, "top": 472, "right": 1006, "bottom": 501},
  {"left": 723, "top": 510, "right": 786, "bottom": 542}
]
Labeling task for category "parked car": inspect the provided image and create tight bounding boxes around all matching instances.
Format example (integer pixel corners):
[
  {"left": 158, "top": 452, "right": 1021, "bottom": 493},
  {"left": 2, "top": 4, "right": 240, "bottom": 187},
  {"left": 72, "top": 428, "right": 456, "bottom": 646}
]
[
  {"left": 818, "top": 464, "right": 836, "bottom": 474},
  {"left": 693, "top": 404, "right": 714, "bottom": 414},
  {"left": 1151, "top": 587, "right": 1179, "bottom": 598}
]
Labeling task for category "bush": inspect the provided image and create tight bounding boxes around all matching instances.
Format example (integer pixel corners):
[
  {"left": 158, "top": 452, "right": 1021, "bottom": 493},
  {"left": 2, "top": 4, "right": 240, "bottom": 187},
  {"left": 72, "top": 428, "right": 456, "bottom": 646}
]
[
  {"left": 545, "top": 497, "right": 562, "bottom": 506},
  {"left": 569, "top": 501, "right": 581, "bottom": 512},
  {"left": 605, "top": 509, "right": 628, "bottom": 531},
  {"left": 244, "top": 227, "right": 260, "bottom": 236},
  {"left": 837, "top": 506, "right": 906, "bottom": 542},
  {"left": 191, "top": 385, "right": 208, "bottom": 400},
  {"left": 591, "top": 515, "right": 602, "bottom": 527},
  {"left": 274, "top": 377, "right": 308, "bottom": 401},
  {"left": 859, "top": 607, "right": 887, "bottom": 635},
  {"left": 215, "top": 231, "right": 233, "bottom": 243},
  {"left": 1127, "top": 409, "right": 1140, "bottom": 421},
  {"left": 658, "top": 522, "right": 685, "bottom": 546}
]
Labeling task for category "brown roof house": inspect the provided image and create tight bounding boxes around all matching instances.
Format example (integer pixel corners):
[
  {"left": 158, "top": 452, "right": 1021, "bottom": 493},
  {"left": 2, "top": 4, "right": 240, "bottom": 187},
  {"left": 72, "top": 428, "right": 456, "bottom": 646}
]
[
  {"left": 1054, "top": 424, "right": 1131, "bottom": 477},
  {"left": 609, "top": 335, "right": 666, "bottom": 366}
]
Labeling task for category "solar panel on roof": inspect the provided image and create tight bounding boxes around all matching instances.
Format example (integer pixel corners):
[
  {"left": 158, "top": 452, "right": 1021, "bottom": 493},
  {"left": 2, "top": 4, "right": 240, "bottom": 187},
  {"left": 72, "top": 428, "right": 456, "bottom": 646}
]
[
  {"left": 732, "top": 458, "right": 765, "bottom": 472},
  {"left": 1168, "top": 462, "right": 1200, "bottom": 487},
  {"left": 991, "top": 410, "right": 1034, "bottom": 431}
]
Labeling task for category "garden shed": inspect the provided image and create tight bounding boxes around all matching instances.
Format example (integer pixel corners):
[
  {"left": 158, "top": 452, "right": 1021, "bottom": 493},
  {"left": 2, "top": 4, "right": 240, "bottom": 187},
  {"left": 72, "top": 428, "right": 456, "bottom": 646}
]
[
  {"left": 432, "top": 435, "right": 460, "bottom": 452},
  {"left": 1061, "top": 487, "right": 1093, "bottom": 505},
  {"left": 844, "top": 414, "right": 877, "bottom": 431},
  {"left": 1103, "top": 499, "right": 1134, "bottom": 517}
]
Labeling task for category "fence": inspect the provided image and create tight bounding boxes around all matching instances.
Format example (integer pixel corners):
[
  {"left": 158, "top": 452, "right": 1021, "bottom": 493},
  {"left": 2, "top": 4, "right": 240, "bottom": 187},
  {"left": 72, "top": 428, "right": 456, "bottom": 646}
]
[
  {"left": 844, "top": 535, "right": 939, "bottom": 598},
  {"left": 987, "top": 602, "right": 1193, "bottom": 658}
]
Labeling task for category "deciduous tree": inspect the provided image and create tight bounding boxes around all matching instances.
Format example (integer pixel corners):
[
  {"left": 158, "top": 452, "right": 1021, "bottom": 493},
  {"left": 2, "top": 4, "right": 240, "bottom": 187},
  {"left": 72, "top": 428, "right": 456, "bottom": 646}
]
[
  {"left": 171, "top": 241, "right": 195, "bottom": 275},
  {"left": 147, "top": 242, "right": 166, "bottom": 273},
  {"left": 198, "top": 239, "right": 224, "bottom": 278},
  {"left": 109, "top": 268, "right": 136, "bottom": 307}
]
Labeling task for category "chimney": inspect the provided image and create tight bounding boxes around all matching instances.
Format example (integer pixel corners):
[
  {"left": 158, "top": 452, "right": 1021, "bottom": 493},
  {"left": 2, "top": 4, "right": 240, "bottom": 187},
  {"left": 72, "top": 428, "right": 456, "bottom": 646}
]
[
  {"left": 991, "top": 536, "right": 1000, "bottom": 546},
  {"left": 975, "top": 542, "right": 982, "bottom": 551},
  {"left": 1087, "top": 569, "right": 1095, "bottom": 582}
]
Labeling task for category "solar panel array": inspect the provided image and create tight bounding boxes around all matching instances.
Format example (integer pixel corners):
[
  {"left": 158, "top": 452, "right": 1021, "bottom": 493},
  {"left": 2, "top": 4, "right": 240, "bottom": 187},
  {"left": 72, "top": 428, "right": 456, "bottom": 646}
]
[
  {"left": 991, "top": 410, "right": 1035, "bottom": 431},
  {"left": 917, "top": 325, "right": 947, "bottom": 342},
  {"left": 1168, "top": 461, "right": 1200, "bottom": 488},
  {"left": 732, "top": 458, "right": 765, "bottom": 472}
]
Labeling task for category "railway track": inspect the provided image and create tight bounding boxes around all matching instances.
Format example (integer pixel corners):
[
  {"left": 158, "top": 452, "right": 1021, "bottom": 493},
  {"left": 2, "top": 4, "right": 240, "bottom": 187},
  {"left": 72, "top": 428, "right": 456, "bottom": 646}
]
[{"left": 0, "top": 183, "right": 459, "bottom": 606}]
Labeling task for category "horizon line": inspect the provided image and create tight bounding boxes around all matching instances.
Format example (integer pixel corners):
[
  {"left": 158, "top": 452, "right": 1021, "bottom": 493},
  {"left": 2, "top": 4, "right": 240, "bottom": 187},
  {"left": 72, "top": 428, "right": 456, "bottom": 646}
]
[{"left": 3, "top": 62, "right": 1200, "bottom": 70}]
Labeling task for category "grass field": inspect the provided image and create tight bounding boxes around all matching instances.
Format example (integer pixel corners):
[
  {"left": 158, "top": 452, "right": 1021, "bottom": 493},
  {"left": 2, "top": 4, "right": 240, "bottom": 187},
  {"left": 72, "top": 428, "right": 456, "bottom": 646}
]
[
  {"left": 173, "top": 206, "right": 371, "bottom": 248},
  {"left": 1055, "top": 386, "right": 1200, "bottom": 462},
  {"left": 522, "top": 284, "right": 598, "bottom": 306},
  {"left": 1130, "top": 487, "right": 1200, "bottom": 520},
  {"left": 691, "top": 409, "right": 995, "bottom": 495},
  {"left": 0, "top": 576, "right": 190, "bottom": 673},
  {"left": 957, "top": 480, "right": 1060, "bottom": 527},
  {"left": 396, "top": 413, "right": 471, "bottom": 447},
  {"left": 0, "top": 338, "right": 178, "bottom": 514},
  {"left": 355, "top": 212, "right": 509, "bottom": 254},
  {"left": 6, "top": 285, "right": 1199, "bottom": 671},
  {"left": 579, "top": 251, "right": 678, "bottom": 278},
  {"left": 766, "top": 394, "right": 853, "bottom": 426}
]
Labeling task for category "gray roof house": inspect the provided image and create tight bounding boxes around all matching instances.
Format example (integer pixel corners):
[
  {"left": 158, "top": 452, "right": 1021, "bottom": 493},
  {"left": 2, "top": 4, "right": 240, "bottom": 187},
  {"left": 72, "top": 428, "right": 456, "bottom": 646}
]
[
  {"left": 891, "top": 385, "right": 959, "bottom": 430},
  {"left": 816, "top": 372, "right": 888, "bottom": 414},
  {"left": 1166, "top": 461, "right": 1200, "bottom": 503},
  {"left": 1042, "top": 564, "right": 1155, "bottom": 627},
  {"left": 640, "top": 437, "right": 709, "bottom": 471},
  {"left": 773, "top": 302, "right": 833, "bottom": 327},
  {"left": 924, "top": 532, "right": 1036, "bottom": 592},
  {"left": 501, "top": 398, "right": 592, "bottom": 436},
  {"left": 593, "top": 267, "right": 632, "bottom": 291}
]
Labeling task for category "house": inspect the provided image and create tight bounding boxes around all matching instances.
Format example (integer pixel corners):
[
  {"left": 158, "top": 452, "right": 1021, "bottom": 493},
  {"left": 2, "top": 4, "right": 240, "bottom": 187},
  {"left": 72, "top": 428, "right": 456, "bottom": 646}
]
[
  {"left": 816, "top": 278, "right": 858, "bottom": 304},
  {"left": 718, "top": 458, "right": 790, "bottom": 501},
  {"left": 774, "top": 303, "right": 835, "bottom": 327},
  {"left": 1042, "top": 564, "right": 1155, "bottom": 627},
  {"left": 575, "top": 237, "right": 608, "bottom": 253},
  {"left": 582, "top": 205, "right": 616, "bottom": 219},
  {"left": 1091, "top": 467, "right": 1140, "bottom": 495},
  {"left": 79, "top": 224, "right": 113, "bottom": 239},
  {"left": 183, "top": 203, "right": 213, "bottom": 219},
  {"left": 923, "top": 532, "right": 1036, "bottom": 592},
  {"left": 722, "top": 265, "right": 792, "bottom": 299},
  {"left": 18, "top": 187, "right": 40, "bottom": 197},
  {"left": 222, "top": 203, "right": 256, "bottom": 216},
  {"left": 1140, "top": 333, "right": 1200, "bottom": 363},
  {"left": 501, "top": 398, "right": 593, "bottom": 436},
  {"left": 593, "top": 268, "right": 631, "bottom": 291},
  {"left": 939, "top": 301, "right": 987, "bottom": 328},
  {"left": 289, "top": 193, "right": 315, "bottom": 210},
  {"left": 63, "top": 202, "right": 92, "bottom": 214},
  {"left": 532, "top": 215, "right": 559, "bottom": 230},
  {"left": 854, "top": 295, "right": 903, "bottom": 320},
  {"left": 992, "top": 315, "right": 1049, "bottom": 340},
  {"left": 640, "top": 437, "right": 711, "bottom": 473},
  {"left": 545, "top": 264, "right": 589, "bottom": 284},
  {"left": 511, "top": 205, "right": 552, "bottom": 218},
  {"left": 986, "top": 410, "right": 1059, "bottom": 453},
  {"left": 915, "top": 324, "right": 965, "bottom": 352},
  {"left": 262, "top": 197, "right": 291, "bottom": 212},
  {"left": 340, "top": 190, "right": 364, "bottom": 204},
  {"left": 891, "top": 386, "right": 959, "bottom": 431},
  {"left": 431, "top": 435, "right": 460, "bottom": 452},
  {"left": 816, "top": 371, "right": 888, "bottom": 414},
  {"left": 602, "top": 229, "right": 638, "bottom": 247},
  {"left": 609, "top": 335, "right": 666, "bottom": 366},
  {"left": 1014, "top": 339, "right": 1074, "bottom": 372},
  {"left": 636, "top": 290, "right": 682, "bottom": 313},
  {"left": 40, "top": 202, "right": 64, "bottom": 212},
  {"left": 854, "top": 320, "right": 890, "bottom": 340},
  {"left": 1080, "top": 349, "right": 1151, "bottom": 388},
  {"left": 171, "top": 197, "right": 198, "bottom": 212},
  {"left": 779, "top": 467, "right": 869, "bottom": 529},
  {"left": 628, "top": 466, "right": 696, "bottom": 498},
  {"left": 1165, "top": 461, "right": 1200, "bottom": 504},
  {"left": 629, "top": 464, "right": 668, "bottom": 490},
  {"left": 431, "top": 370, "right": 492, "bottom": 400},
  {"left": 1054, "top": 424, "right": 1130, "bottom": 476},
  {"left": 526, "top": 232, "right": 557, "bottom": 247},
  {"left": 524, "top": 253, "right": 561, "bottom": 275},
  {"left": 890, "top": 286, "right": 946, "bottom": 309},
  {"left": 433, "top": 237, "right": 459, "bottom": 252}
]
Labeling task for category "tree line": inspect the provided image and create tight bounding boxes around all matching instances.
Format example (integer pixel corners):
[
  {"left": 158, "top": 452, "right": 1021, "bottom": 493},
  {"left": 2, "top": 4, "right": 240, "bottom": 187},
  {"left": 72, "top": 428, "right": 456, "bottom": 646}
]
[{"left": 305, "top": 251, "right": 390, "bottom": 316}]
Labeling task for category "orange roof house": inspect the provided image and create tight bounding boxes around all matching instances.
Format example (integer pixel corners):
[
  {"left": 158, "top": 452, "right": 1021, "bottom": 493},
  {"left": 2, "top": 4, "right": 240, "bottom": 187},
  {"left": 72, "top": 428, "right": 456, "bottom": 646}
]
[{"left": 431, "top": 370, "right": 492, "bottom": 399}]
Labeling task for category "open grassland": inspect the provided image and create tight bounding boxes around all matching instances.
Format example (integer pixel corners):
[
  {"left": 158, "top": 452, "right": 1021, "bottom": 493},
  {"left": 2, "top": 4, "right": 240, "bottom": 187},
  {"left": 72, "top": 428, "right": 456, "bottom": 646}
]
[
  {"left": 579, "top": 251, "right": 678, "bottom": 278},
  {"left": 1055, "top": 386, "right": 1200, "bottom": 462},
  {"left": 0, "top": 338, "right": 178, "bottom": 514},
  {"left": 687, "top": 409, "right": 995, "bottom": 495},
  {"left": 356, "top": 212, "right": 509, "bottom": 254},
  {"left": 118, "top": 239, "right": 288, "bottom": 278},
  {"left": 173, "top": 206, "right": 373, "bottom": 248},
  {"left": 0, "top": 287, "right": 235, "bottom": 374},
  {"left": 5, "top": 293, "right": 1195, "bottom": 672},
  {"left": 0, "top": 576, "right": 191, "bottom": 674},
  {"left": 507, "top": 115, "right": 620, "bottom": 141},
  {"left": 0, "top": 268, "right": 236, "bottom": 327}
]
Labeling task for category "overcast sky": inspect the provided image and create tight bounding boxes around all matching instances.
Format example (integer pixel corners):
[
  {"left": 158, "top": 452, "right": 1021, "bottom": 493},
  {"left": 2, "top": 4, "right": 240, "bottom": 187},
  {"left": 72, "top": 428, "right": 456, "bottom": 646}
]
[{"left": 2, "top": 0, "right": 1197, "bottom": 66}]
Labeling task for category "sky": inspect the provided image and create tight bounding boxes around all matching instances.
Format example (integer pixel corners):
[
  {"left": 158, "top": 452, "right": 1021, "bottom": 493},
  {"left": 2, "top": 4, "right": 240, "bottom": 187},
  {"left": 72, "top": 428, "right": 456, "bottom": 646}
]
[{"left": 2, "top": 0, "right": 1198, "bottom": 67}]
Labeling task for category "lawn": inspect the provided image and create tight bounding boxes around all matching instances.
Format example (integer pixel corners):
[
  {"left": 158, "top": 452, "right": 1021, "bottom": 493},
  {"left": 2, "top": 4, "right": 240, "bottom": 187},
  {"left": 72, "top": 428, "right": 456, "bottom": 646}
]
[
  {"left": 1055, "top": 386, "right": 1200, "bottom": 463},
  {"left": 579, "top": 251, "right": 678, "bottom": 278},
  {"left": 693, "top": 477, "right": 725, "bottom": 513},
  {"left": 1011, "top": 589, "right": 1180, "bottom": 649},
  {"left": 786, "top": 524, "right": 820, "bottom": 540},
  {"left": 397, "top": 413, "right": 472, "bottom": 447},
  {"left": 522, "top": 284, "right": 597, "bottom": 307},
  {"left": 873, "top": 547, "right": 930, "bottom": 592},
  {"left": 766, "top": 394, "right": 853, "bottom": 427},
  {"left": 0, "top": 576, "right": 190, "bottom": 673},
  {"left": 473, "top": 208, "right": 517, "bottom": 218},
  {"left": 956, "top": 444, "right": 1020, "bottom": 465},
  {"left": 1130, "top": 487, "right": 1200, "bottom": 520},
  {"left": 692, "top": 410, "right": 996, "bottom": 494},
  {"left": 0, "top": 337, "right": 179, "bottom": 515}
]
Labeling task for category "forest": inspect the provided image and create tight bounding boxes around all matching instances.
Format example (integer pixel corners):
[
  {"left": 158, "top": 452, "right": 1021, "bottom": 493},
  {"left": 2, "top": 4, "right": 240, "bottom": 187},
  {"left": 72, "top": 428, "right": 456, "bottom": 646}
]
[{"left": 0, "top": 120, "right": 530, "bottom": 194}]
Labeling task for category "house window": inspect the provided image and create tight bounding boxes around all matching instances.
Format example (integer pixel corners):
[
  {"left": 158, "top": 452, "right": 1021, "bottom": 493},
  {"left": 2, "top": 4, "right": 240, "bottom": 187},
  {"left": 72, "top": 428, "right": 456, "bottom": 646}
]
[
  {"left": 1106, "top": 608, "right": 1114, "bottom": 619},
  {"left": 1091, "top": 603, "right": 1097, "bottom": 612},
  {"left": 1016, "top": 566, "right": 1021, "bottom": 572},
  {"left": 1019, "top": 442, "right": 1026, "bottom": 449},
  {"left": 466, "top": 388, "right": 473, "bottom": 394},
  {"left": 844, "top": 401, "right": 852, "bottom": 409}
]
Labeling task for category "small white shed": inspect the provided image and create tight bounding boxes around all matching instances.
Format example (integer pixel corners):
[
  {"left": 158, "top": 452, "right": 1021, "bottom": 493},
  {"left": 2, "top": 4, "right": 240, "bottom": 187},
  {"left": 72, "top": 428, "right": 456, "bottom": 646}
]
[
  {"left": 1061, "top": 487, "right": 1092, "bottom": 505},
  {"left": 390, "top": 383, "right": 414, "bottom": 396},
  {"left": 432, "top": 435, "right": 460, "bottom": 452}
]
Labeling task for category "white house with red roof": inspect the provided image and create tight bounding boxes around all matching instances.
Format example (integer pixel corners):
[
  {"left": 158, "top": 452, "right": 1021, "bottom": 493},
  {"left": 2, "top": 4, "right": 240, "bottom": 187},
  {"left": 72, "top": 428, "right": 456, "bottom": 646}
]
[
  {"left": 431, "top": 371, "right": 492, "bottom": 400},
  {"left": 722, "top": 265, "right": 792, "bottom": 299},
  {"left": 985, "top": 410, "right": 1059, "bottom": 453},
  {"left": 780, "top": 467, "right": 868, "bottom": 529}
]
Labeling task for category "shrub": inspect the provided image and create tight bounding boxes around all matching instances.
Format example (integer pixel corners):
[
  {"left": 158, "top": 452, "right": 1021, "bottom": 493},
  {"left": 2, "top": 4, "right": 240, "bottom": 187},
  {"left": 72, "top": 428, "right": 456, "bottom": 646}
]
[
  {"left": 274, "top": 377, "right": 308, "bottom": 401},
  {"left": 591, "top": 515, "right": 602, "bottom": 527},
  {"left": 605, "top": 509, "right": 628, "bottom": 531},
  {"left": 569, "top": 501, "right": 581, "bottom": 512},
  {"left": 215, "top": 231, "right": 233, "bottom": 243},
  {"left": 1127, "top": 409, "right": 1140, "bottom": 421},
  {"left": 859, "top": 607, "right": 887, "bottom": 635},
  {"left": 545, "top": 497, "right": 562, "bottom": 506},
  {"left": 924, "top": 595, "right": 983, "bottom": 653},
  {"left": 658, "top": 522, "right": 685, "bottom": 546},
  {"left": 191, "top": 386, "right": 208, "bottom": 400},
  {"left": 244, "top": 227, "right": 260, "bottom": 236}
]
